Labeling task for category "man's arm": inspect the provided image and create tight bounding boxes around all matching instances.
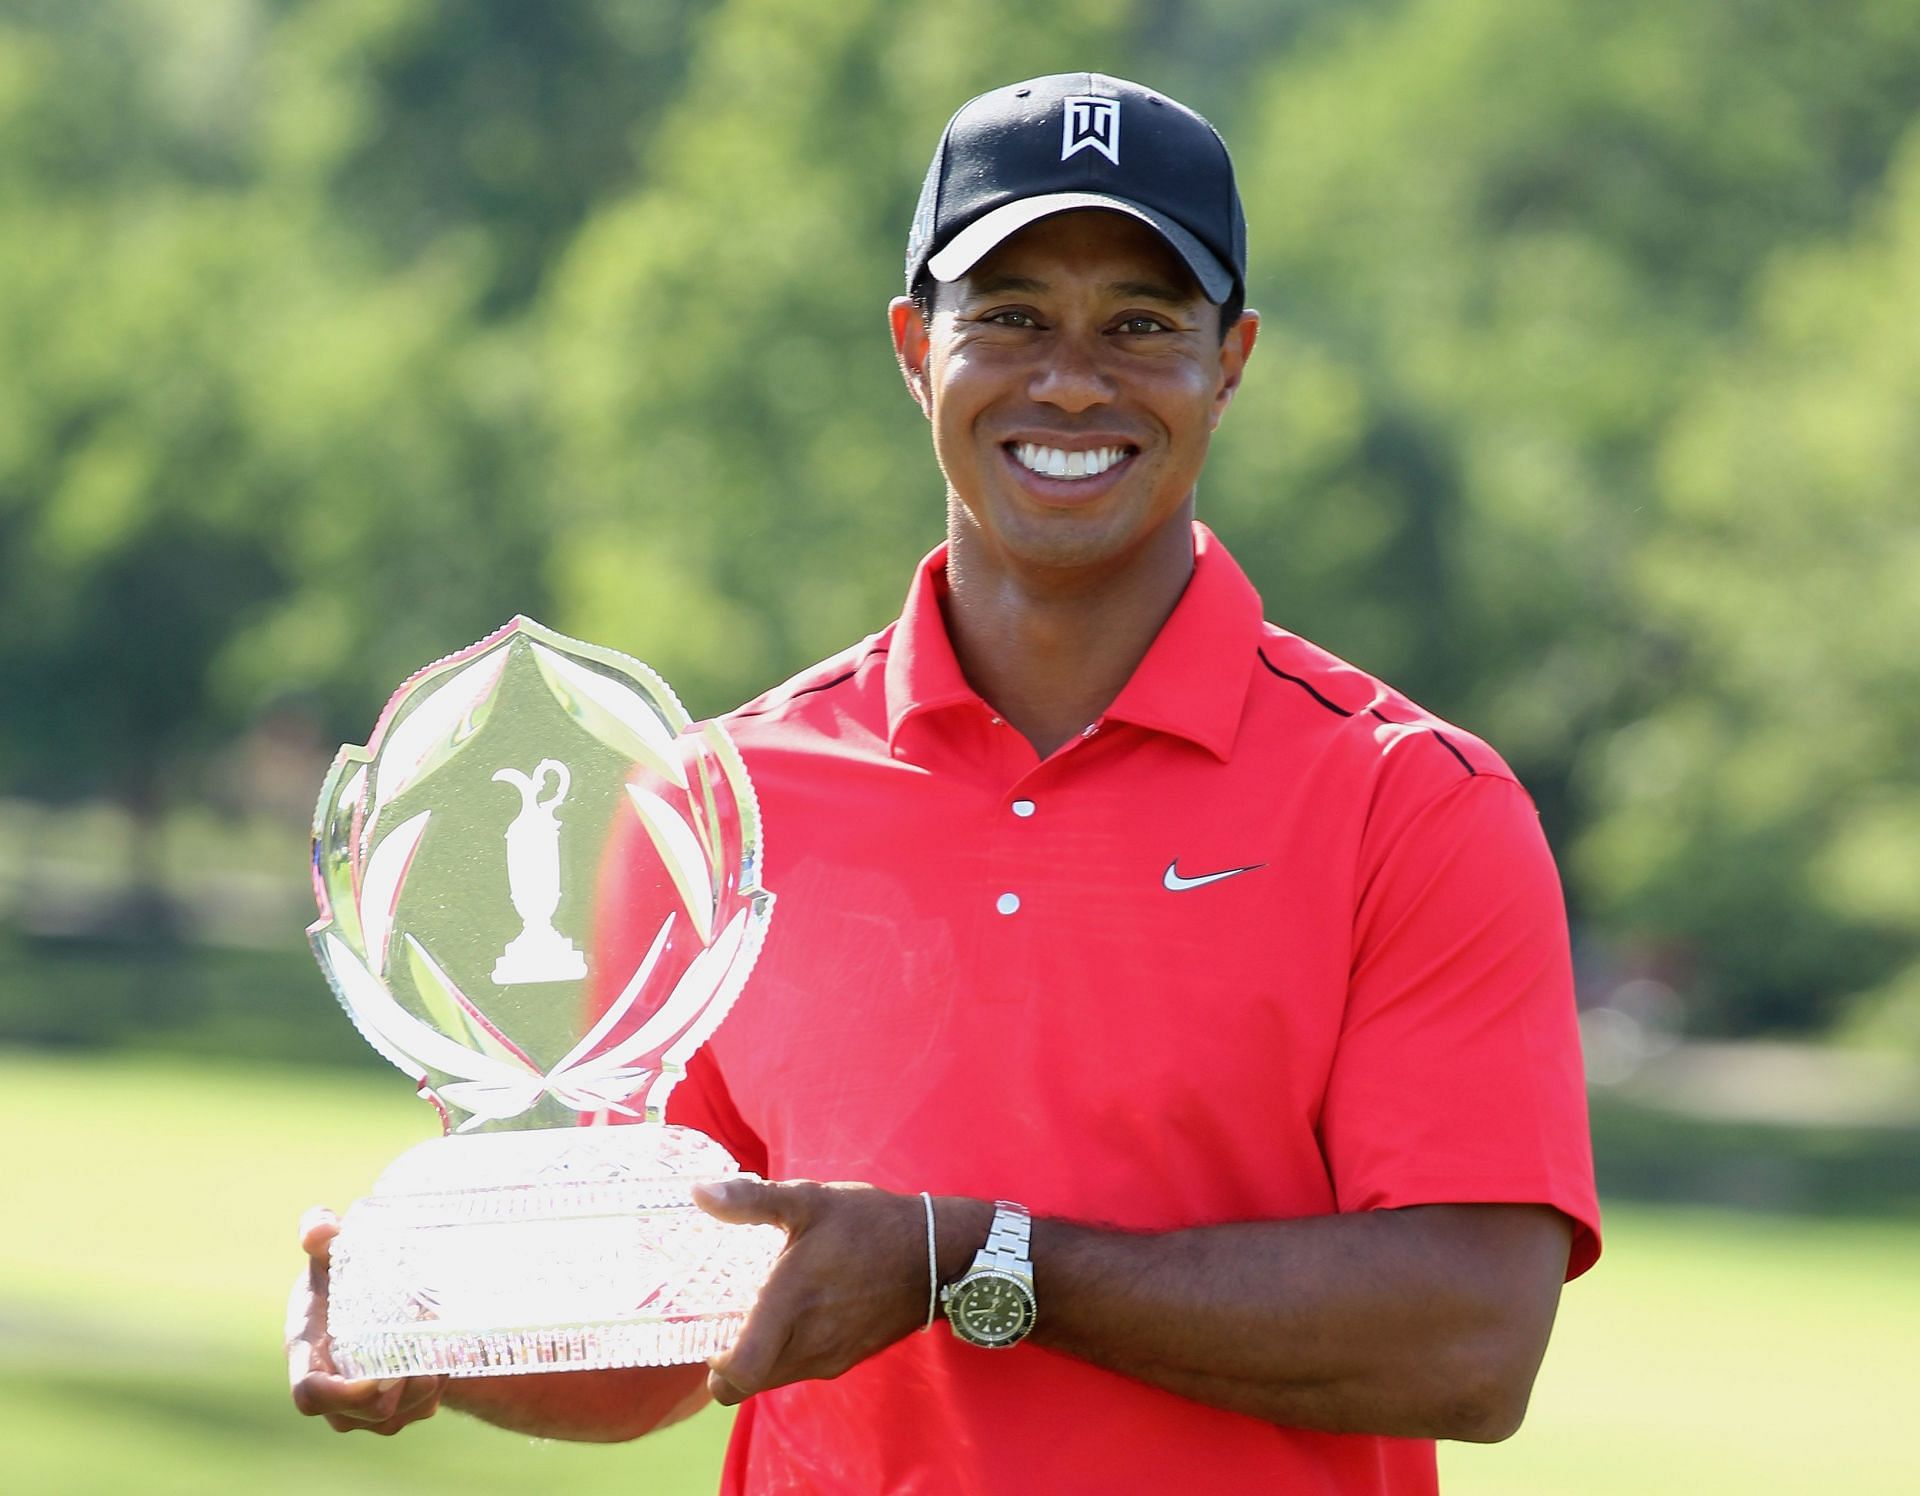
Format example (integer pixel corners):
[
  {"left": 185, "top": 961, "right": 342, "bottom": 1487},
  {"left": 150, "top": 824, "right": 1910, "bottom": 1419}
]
[
  {"left": 1026, "top": 1199, "right": 1569, "bottom": 1441},
  {"left": 287, "top": 1207, "right": 709, "bottom": 1441},
  {"left": 697, "top": 1182, "right": 1571, "bottom": 1443}
]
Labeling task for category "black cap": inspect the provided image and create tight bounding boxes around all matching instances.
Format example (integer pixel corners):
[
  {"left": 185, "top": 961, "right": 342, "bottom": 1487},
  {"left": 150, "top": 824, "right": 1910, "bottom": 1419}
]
[{"left": 906, "top": 72, "right": 1246, "bottom": 305}]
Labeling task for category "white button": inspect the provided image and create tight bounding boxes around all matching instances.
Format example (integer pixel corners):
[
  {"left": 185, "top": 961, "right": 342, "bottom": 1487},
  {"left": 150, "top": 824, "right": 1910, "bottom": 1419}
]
[
  {"left": 989, "top": 716, "right": 1004, "bottom": 726},
  {"left": 1011, "top": 799, "right": 1035, "bottom": 818},
  {"left": 1080, "top": 723, "right": 1100, "bottom": 738},
  {"left": 995, "top": 892, "right": 1021, "bottom": 915}
]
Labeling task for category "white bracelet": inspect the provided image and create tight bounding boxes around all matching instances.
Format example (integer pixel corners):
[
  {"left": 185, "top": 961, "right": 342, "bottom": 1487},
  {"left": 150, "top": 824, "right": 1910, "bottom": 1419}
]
[{"left": 920, "top": 1191, "right": 939, "bottom": 1330}]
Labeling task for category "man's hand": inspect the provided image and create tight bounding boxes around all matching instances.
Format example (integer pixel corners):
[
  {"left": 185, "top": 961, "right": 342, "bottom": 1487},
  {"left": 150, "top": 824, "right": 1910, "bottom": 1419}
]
[
  {"left": 693, "top": 1180, "right": 988, "bottom": 1406},
  {"left": 286, "top": 1206, "right": 447, "bottom": 1436}
]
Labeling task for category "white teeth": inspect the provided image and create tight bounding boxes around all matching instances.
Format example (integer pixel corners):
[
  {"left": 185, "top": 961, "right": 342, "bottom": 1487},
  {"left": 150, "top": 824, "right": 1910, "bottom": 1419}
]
[{"left": 1013, "top": 444, "right": 1128, "bottom": 479}]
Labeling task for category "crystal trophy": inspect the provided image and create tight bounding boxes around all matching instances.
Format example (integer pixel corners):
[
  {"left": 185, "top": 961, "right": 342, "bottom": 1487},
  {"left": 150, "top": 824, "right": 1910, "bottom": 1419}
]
[{"left": 308, "top": 616, "right": 781, "bottom": 1378}]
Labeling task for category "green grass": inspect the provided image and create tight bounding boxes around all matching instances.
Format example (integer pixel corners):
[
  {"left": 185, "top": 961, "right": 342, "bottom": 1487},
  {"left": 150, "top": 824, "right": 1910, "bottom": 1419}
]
[
  {"left": 3, "top": 1048, "right": 1915, "bottom": 1494},
  {"left": 0, "top": 1049, "right": 732, "bottom": 1496},
  {"left": 1440, "top": 1208, "right": 1918, "bottom": 1493}
]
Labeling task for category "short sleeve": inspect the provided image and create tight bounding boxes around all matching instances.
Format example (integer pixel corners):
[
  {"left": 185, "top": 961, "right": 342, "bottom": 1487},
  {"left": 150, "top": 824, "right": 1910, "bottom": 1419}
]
[
  {"left": 664, "top": 1045, "right": 768, "bottom": 1177},
  {"left": 1321, "top": 774, "right": 1601, "bottom": 1278}
]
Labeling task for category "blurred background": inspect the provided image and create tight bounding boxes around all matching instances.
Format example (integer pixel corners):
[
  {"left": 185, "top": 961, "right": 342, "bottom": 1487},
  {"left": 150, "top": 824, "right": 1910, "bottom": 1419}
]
[{"left": 1, "top": 1, "right": 1915, "bottom": 1491}]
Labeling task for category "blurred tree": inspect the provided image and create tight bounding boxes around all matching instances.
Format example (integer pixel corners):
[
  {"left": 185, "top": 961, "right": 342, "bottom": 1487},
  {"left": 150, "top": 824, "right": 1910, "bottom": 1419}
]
[
  {"left": 537, "top": 0, "right": 1129, "bottom": 715},
  {"left": 1, "top": 0, "right": 1915, "bottom": 1032},
  {"left": 0, "top": 8, "right": 285, "bottom": 925},
  {"left": 0, "top": 2, "right": 553, "bottom": 902},
  {"left": 1204, "top": 0, "right": 1920, "bottom": 1030},
  {"left": 1581, "top": 125, "right": 1920, "bottom": 1037},
  {"left": 266, "top": 0, "right": 707, "bottom": 312}
]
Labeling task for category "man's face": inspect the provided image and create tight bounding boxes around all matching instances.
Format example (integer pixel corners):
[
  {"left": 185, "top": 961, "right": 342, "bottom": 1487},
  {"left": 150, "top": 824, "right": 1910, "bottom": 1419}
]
[{"left": 892, "top": 210, "right": 1256, "bottom": 581}]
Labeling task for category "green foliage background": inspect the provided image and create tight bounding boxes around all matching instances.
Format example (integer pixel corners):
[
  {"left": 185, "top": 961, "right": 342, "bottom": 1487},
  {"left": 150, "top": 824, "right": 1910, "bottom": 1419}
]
[{"left": 1, "top": 1, "right": 1916, "bottom": 1036}]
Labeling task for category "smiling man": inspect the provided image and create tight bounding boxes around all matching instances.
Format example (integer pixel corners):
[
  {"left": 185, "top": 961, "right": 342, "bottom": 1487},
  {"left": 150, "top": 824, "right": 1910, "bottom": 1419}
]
[{"left": 291, "top": 73, "right": 1600, "bottom": 1494}]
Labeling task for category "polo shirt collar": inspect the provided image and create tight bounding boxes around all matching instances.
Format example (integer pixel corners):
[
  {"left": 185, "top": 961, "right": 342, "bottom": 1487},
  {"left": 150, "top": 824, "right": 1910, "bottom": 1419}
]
[
  {"left": 884, "top": 522, "right": 1263, "bottom": 763},
  {"left": 882, "top": 548, "right": 979, "bottom": 745}
]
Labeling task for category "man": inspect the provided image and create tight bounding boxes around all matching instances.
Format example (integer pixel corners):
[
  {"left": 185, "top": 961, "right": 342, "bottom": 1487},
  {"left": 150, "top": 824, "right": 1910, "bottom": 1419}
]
[{"left": 291, "top": 73, "right": 1600, "bottom": 1493}]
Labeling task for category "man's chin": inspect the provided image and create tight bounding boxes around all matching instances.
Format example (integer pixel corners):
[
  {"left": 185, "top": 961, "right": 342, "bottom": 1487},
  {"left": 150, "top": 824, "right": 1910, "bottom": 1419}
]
[{"left": 952, "top": 496, "right": 1188, "bottom": 582}]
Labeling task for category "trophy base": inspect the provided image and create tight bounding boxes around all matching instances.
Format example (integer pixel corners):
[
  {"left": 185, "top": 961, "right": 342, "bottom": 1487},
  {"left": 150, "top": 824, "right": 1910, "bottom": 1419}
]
[
  {"left": 491, "top": 930, "right": 588, "bottom": 986},
  {"left": 326, "top": 1124, "right": 784, "bottom": 1380}
]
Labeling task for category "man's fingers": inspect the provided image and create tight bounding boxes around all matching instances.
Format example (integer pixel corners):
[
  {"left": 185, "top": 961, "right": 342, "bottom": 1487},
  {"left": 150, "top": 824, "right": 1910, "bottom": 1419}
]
[
  {"left": 287, "top": 1266, "right": 339, "bottom": 1380},
  {"left": 299, "top": 1205, "right": 340, "bottom": 1264},
  {"left": 693, "top": 1177, "right": 809, "bottom": 1228},
  {"left": 390, "top": 1374, "right": 445, "bottom": 1419},
  {"left": 289, "top": 1203, "right": 444, "bottom": 1435},
  {"left": 339, "top": 1401, "right": 438, "bottom": 1437},
  {"left": 288, "top": 1340, "right": 323, "bottom": 1405},
  {"left": 290, "top": 1367, "right": 382, "bottom": 1419},
  {"left": 293, "top": 1369, "right": 417, "bottom": 1424},
  {"left": 706, "top": 1308, "right": 796, "bottom": 1407}
]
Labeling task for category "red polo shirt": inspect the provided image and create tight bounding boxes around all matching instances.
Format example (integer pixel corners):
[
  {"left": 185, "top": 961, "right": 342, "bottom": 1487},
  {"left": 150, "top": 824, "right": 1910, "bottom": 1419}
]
[{"left": 659, "top": 523, "right": 1599, "bottom": 1495}]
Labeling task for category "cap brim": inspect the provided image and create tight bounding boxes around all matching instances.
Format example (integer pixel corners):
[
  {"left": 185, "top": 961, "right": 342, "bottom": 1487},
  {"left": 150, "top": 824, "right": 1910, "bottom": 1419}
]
[{"left": 925, "top": 192, "right": 1235, "bottom": 304}]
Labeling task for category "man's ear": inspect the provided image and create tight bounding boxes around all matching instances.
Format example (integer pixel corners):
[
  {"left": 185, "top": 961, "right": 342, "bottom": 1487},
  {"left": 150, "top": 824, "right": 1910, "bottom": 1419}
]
[
  {"left": 1208, "top": 309, "right": 1260, "bottom": 431},
  {"left": 889, "top": 296, "right": 932, "bottom": 418}
]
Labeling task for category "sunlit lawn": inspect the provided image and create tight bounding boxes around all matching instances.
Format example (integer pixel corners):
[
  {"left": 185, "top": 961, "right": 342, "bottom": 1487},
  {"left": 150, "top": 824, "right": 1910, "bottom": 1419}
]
[{"left": 3, "top": 1048, "right": 1914, "bottom": 1494}]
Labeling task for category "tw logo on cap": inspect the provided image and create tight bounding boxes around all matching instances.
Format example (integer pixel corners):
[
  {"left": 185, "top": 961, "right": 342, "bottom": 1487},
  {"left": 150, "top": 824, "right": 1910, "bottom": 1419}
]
[{"left": 1061, "top": 95, "right": 1120, "bottom": 165}]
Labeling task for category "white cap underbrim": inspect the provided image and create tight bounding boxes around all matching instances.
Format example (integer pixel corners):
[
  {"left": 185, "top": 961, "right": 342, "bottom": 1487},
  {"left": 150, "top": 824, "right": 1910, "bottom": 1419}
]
[{"left": 925, "top": 192, "right": 1235, "bottom": 304}]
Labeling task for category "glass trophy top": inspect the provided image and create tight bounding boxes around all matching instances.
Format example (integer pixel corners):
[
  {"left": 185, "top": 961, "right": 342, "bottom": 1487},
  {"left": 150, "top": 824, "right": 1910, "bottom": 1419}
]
[{"left": 309, "top": 616, "right": 774, "bottom": 1134}]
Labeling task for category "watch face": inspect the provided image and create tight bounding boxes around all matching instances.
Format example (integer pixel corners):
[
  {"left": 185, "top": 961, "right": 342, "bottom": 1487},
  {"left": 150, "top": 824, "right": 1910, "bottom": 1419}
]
[{"left": 950, "top": 1272, "right": 1036, "bottom": 1347}]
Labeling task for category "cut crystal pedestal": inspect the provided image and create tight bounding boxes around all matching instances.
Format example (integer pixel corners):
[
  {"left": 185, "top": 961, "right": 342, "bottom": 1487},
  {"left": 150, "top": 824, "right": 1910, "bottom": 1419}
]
[{"left": 326, "top": 1124, "right": 783, "bottom": 1379}]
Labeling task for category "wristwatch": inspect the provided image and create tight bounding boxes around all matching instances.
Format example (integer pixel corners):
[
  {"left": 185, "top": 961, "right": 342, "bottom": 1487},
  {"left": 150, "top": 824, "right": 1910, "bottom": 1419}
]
[{"left": 941, "top": 1200, "right": 1037, "bottom": 1348}]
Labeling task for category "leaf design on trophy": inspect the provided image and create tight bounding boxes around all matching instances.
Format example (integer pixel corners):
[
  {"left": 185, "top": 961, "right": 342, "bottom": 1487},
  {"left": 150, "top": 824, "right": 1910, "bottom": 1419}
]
[
  {"left": 405, "top": 935, "right": 539, "bottom": 1071},
  {"left": 312, "top": 761, "right": 369, "bottom": 954},
  {"left": 547, "top": 916, "right": 675, "bottom": 1085},
  {"left": 699, "top": 720, "right": 759, "bottom": 893},
  {"left": 531, "top": 642, "right": 686, "bottom": 789},
  {"left": 436, "top": 1076, "right": 554, "bottom": 1128},
  {"left": 688, "top": 741, "right": 724, "bottom": 875},
  {"left": 360, "top": 809, "right": 430, "bottom": 978},
  {"left": 565, "top": 908, "right": 751, "bottom": 1114},
  {"left": 373, "top": 648, "right": 508, "bottom": 813},
  {"left": 642, "top": 908, "right": 755, "bottom": 1114},
  {"left": 624, "top": 782, "right": 716, "bottom": 943},
  {"left": 322, "top": 932, "right": 543, "bottom": 1129}
]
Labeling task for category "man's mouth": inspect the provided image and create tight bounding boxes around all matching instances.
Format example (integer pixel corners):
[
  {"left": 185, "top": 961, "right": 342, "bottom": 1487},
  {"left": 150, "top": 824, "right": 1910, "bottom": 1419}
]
[{"left": 1007, "top": 442, "right": 1135, "bottom": 481}]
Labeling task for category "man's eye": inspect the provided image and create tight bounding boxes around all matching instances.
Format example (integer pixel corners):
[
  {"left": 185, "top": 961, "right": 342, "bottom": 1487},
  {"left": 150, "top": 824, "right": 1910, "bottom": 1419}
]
[
  {"left": 983, "top": 309, "right": 1039, "bottom": 328},
  {"left": 1116, "top": 315, "right": 1169, "bottom": 335}
]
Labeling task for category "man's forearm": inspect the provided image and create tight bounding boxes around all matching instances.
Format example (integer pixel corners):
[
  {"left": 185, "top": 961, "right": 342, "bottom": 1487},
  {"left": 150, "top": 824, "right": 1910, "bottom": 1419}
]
[
  {"left": 1022, "top": 1202, "right": 1571, "bottom": 1441},
  {"left": 443, "top": 1361, "right": 710, "bottom": 1442}
]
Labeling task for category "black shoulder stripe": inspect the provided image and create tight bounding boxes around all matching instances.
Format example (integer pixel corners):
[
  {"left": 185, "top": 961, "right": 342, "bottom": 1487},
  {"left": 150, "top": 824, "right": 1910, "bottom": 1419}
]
[
  {"left": 1256, "top": 648, "right": 1353, "bottom": 717},
  {"left": 1364, "top": 705, "right": 1476, "bottom": 777},
  {"left": 1259, "top": 647, "right": 1476, "bottom": 778},
  {"left": 731, "top": 644, "right": 889, "bottom": 720},
  {"left": 1430, "top": 732, "right": 1478, "bottom": 778}
]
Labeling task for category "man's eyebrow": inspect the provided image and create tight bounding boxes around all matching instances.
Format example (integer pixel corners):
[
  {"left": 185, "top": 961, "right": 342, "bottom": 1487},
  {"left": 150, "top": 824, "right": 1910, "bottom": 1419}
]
[
  {"left": 1105, "top": 278, "right": 1196, "bottom": 305},
  {"left": 961, "top": 274, "right": 1197, "bottom": 305},
  {"left": 962, "top": 274, "right": 1046, "bottom": 297}
]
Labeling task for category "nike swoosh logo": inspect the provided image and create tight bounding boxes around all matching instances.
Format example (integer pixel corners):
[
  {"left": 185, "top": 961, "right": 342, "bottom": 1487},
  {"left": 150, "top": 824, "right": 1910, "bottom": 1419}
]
[{"left": 1163, "top": 860, "right": 1266, "bottom": 892}]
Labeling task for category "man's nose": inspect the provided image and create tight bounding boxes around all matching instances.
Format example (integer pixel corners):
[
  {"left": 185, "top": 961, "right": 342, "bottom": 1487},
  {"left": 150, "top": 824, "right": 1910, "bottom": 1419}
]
[{"left": 1028, "top": 337, "right": 1115, "bottom": 413}]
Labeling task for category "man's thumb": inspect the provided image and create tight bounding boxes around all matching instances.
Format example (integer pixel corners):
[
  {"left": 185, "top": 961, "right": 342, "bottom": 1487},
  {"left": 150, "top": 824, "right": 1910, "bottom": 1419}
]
[{"left": 692, "top": 1177, "right": 783, "bottom": 1225}]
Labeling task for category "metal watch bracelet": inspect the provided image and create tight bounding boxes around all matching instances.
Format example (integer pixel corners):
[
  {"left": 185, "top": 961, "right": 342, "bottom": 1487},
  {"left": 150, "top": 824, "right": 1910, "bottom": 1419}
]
[{"left": 973, "top": 1199, "right": 1032, "bottom": 1274}]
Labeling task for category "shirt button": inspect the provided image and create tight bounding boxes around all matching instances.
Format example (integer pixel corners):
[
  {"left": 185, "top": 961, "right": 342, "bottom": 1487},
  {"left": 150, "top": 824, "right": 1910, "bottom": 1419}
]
[
  {"left": 995, "top": 892, "right": 1021, "bottom": 915},
  {"left": 1011, "top": 799, "right": 1035, "bottom": 818},
  {"left": 989, "top": 715, "right": 1004, "bottom": 726}
]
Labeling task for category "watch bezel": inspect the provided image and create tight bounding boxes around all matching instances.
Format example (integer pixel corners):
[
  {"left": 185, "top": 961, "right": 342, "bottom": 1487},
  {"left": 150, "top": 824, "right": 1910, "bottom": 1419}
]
[{"left": 943, "top": 1267, "right": 1038, "bottom": 1348}]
